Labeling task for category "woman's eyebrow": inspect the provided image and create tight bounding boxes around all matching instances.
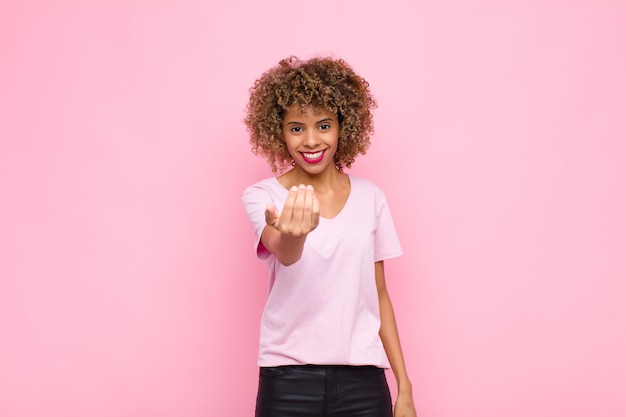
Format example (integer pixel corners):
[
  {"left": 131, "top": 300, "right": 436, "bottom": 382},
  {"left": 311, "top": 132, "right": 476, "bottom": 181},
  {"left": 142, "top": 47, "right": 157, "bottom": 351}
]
[{"left": 285, "top": 117, "right": 333, "bottom": 125}]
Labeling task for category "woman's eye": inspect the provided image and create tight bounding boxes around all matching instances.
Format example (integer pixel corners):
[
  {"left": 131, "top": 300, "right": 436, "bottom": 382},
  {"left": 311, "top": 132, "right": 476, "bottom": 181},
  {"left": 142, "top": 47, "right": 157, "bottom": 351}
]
[
  {"left": 319, "top": 124, "right": 331, "bottom": 130},
  {"left": 290, "top": 126, "right": 303, "bottom": 133}
]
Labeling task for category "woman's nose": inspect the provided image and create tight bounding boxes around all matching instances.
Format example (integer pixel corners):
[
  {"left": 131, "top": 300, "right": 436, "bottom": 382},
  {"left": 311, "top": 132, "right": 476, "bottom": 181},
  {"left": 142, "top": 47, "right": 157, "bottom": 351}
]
[{"left": 303, "top": 130, "right": 319, "bottom": 146}]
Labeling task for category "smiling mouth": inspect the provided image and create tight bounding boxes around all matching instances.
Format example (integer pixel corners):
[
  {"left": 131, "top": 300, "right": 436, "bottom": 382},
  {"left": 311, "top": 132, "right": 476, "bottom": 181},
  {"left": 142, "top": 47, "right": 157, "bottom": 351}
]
[{"left": 300, "top": 150, "right": 326, "bottom": 163}]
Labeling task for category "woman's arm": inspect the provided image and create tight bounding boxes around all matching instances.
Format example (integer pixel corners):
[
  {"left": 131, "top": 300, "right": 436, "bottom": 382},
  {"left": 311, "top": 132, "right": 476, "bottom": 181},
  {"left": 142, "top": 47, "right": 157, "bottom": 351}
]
[{"left": 376, "top": 260, "right": 418, "bottom": 417}]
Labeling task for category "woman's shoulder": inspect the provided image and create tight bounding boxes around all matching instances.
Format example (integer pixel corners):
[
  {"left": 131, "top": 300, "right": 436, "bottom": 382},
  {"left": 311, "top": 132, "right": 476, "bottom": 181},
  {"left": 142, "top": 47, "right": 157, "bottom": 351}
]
[
  {"left": 242, "top": 177, "right": 285, "bottom": 199},
  {"left": 348, "top": 174, "right": 384, "bottom": 194},
  {"left": 245, "top": 177, "right": 279, "bottom": 189}
]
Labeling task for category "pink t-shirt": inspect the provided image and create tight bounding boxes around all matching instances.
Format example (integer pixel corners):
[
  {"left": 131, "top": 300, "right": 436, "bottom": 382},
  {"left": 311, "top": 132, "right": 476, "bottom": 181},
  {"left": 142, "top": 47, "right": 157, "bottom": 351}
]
[{"left": 242, "top": 175, "right": 403, "bottom": 368}]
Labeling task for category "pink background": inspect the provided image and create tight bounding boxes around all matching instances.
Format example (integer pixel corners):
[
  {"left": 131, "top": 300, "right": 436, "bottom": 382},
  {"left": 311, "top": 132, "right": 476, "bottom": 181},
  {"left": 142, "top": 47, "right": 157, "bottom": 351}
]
[{"left": 1, "top": 1, "right": 625, "bottom": 416}]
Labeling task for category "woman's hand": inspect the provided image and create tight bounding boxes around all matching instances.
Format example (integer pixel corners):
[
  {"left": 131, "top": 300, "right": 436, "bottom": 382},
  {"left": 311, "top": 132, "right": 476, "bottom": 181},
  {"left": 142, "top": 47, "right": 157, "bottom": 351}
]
[
  {"left": 265, "top": 184, "right": 320, "bottom": 237},
  {"left": 394, "top": 391, "right": 418, "bottom": 417}
]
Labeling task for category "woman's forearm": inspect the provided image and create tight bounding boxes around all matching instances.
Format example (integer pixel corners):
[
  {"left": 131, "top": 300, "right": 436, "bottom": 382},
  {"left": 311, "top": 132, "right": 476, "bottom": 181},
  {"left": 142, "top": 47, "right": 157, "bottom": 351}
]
[
  {"left": 379, "top": 289, "right": 412, "bottom": 391},
  {"left": 261, "top": 226, "right": 307, "bottom": 266},
  {"left": 375, "top": 261, "right": 413, "bottom": 391}
]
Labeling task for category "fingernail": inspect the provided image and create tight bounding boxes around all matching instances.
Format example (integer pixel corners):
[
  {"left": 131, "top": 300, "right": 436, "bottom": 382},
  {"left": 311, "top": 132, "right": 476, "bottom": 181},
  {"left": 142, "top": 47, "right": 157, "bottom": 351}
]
[
  {"left": 298, "top": 184, "right": 306, "bottom": 189},
  {"left": 306, "top": 185, "right": 313, "bottom": 191},
  {"left": 290, "top": 186, "right": 298, "bottom": 192}
]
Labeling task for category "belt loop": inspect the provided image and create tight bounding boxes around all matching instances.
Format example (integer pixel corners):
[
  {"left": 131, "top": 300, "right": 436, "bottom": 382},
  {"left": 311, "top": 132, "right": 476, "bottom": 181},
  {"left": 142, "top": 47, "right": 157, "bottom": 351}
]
[{"left": 325, "top": 366, "right": 338, "bottom": 398}]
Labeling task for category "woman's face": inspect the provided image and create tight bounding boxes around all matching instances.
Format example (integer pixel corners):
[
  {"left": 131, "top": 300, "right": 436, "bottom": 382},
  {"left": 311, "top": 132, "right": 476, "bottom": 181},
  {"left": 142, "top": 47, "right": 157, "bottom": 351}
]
[{"left": 281, "top": 105, "right": 340, "bottom": 176}]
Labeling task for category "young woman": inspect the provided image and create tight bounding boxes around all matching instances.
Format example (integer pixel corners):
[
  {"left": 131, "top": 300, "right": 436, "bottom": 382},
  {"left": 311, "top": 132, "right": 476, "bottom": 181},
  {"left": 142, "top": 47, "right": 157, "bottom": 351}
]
[{"left": 242, "top": 56, "right": 417, "bottom": 417}]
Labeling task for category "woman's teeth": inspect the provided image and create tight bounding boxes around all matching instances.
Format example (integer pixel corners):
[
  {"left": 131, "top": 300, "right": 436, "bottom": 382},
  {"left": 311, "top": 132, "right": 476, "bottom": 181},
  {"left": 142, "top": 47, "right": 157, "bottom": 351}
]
[{"left": 303, "top": 151, "right": 323, "bottom": 159}]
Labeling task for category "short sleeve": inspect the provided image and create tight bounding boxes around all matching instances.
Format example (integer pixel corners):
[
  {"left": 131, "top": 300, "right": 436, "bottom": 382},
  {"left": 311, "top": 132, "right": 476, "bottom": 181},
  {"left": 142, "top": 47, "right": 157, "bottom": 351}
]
[
  {"left": 242, "top": 183, "right": 272, "bottom": 259},
  {"left": 373, "top": 187, "right": 403, "bottom": 262}
]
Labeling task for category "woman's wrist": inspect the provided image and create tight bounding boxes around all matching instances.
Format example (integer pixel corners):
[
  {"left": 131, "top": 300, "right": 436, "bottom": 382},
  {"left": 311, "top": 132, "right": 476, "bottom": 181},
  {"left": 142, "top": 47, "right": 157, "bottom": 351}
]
[{"left": 397, "top": 378, "right": 413, "bottom": 395}]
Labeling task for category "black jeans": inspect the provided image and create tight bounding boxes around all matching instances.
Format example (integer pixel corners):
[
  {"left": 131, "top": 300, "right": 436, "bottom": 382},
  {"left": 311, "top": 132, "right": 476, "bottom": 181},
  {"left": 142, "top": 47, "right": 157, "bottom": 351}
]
[{"left": 255, "top": 365, "right": 393, "bottom": 417}]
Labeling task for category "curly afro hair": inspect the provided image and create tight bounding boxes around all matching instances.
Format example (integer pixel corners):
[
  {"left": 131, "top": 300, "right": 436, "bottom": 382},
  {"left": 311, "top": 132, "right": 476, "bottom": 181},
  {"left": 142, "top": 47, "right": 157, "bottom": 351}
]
[{"left": 245, "top": 56, "right": 377, "bottom": 173}]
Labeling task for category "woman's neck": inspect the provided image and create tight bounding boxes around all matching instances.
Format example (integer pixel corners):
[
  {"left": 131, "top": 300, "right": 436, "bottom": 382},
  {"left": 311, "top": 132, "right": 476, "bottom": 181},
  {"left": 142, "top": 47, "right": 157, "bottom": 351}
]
[{"left": 278, "top": 166, "right": 346, "bottom": 194}]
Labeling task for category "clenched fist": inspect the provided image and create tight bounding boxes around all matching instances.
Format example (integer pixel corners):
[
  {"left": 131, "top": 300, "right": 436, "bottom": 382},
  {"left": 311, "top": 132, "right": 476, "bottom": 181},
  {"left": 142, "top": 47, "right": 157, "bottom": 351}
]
[{"left": 265, "top": 184, "right": 320, "bottom": 238}]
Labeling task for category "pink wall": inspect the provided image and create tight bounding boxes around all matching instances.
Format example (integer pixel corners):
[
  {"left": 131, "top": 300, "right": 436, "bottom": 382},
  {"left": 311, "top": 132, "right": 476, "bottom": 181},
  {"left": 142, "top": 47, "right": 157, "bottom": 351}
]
[{"left": 1, "top": 1, "right": 625, "bottom": 416}]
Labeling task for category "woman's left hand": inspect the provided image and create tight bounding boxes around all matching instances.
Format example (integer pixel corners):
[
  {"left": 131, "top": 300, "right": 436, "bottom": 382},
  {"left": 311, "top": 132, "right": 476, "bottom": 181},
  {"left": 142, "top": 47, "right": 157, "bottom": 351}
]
[{"left": 394, "top": 391, "right": 418, "bottom": 417}]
